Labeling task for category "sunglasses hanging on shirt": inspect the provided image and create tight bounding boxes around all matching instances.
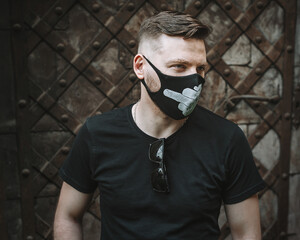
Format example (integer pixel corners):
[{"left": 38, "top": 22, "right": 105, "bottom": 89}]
[{"left": 148, "top": 138, "right": 170, "bottom": 193}]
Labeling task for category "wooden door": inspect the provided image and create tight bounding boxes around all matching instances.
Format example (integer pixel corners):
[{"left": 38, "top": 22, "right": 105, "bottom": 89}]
[{"left": 5, "top": 0, "right": 298, "bottom": 239}]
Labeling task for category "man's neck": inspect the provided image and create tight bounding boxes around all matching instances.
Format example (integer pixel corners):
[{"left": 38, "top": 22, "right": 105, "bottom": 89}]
[{"left": 132, "top": 98, "right": 187, "bottom": 139}]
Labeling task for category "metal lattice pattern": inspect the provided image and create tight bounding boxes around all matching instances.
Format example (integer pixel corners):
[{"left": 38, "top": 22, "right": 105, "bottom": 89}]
[{"left": 14, "top": 0, "right": 296, "bottom": 239}]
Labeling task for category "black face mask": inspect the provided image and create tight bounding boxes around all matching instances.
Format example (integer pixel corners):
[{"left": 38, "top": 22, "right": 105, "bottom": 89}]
[{"left": 141, "top": 56, "right": 205, "bottom": 120}]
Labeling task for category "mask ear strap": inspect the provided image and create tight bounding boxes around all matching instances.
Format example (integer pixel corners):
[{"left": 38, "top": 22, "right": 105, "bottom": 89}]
[
  {"left": 143, "top": 55, "right": 164, "bottom": 77},
  {"left": 141, "top": 55, "right": 163, "bottom": 93},
  {"left": 140, "top": 78, "right": 153, "bottom": 93}
]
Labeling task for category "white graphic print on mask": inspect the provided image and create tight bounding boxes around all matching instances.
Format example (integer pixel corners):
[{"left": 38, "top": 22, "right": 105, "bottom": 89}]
[{"left": 163, "top": 84, "right": 202, "bottom": 116}]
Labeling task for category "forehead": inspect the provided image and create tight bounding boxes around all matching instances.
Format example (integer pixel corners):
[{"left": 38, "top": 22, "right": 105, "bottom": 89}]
[{"left": 143, "top": 34, "right": 206, "bottom": 63}]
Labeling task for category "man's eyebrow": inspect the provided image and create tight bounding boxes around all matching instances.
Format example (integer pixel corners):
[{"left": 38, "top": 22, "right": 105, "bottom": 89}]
[
  {"left": 166, "top": 58, "right": 189, "bottom": 65},
  {"left": 166, "top": 58, "right": 208, "bottom": 67}
]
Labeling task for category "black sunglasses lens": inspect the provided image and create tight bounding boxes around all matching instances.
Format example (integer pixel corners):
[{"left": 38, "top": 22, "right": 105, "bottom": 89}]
[
  {"left": 149, "top": 139, "right": 164, "bottom": 162},
  {"left": 151, "top": 168, "right": 169, "bottom": 192},
  {"left": 149, "top": 139, "right": 169, "bottom": 193}
]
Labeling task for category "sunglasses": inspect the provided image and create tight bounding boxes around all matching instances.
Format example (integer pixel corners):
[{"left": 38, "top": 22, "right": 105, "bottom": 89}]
[{"left": 148, "top": 138, "right": 170, "bottom": 193}]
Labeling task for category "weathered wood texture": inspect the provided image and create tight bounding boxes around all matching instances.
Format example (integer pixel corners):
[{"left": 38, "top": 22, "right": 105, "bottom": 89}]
[{"left": 1, "top": 0, "right": 299, "bottom": 239}]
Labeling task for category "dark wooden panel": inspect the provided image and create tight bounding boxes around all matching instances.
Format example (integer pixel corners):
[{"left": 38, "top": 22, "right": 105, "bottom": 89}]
[{"left": 6, "top": 0, "right": 298, "bottom": 239}]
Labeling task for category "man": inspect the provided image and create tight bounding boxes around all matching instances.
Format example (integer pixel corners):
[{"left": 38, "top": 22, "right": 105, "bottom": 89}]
[{"left": 54, "top": 11, "right": 265, "bottom": 239}]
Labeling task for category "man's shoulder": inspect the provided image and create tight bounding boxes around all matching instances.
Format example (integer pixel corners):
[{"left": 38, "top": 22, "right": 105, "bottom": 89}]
[
  {"left": 85, "top": 105, "right": 131, "bottom": 131},
  {"left": 189, "top": 105, "right": 244, "bottom": 142},
  {"left": 192, "top": 105, "right": 238, "bottom": 129}
]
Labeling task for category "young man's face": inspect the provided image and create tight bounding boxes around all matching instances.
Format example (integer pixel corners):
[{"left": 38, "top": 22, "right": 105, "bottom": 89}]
[{"left": 142, "top": 34, "right": 207, "bottom": 92}]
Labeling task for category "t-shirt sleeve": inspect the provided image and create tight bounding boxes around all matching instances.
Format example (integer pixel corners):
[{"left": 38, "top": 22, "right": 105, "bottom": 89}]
[
  {"left": 59, "top": 120, "right": 97, "bottom": 193},
  {"left": 222, "top": 126, "right": 265, "bottom": 204}
]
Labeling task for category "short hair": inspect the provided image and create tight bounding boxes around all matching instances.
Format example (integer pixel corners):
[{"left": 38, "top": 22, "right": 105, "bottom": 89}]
[{"left": 138, "top": 11, "right": 211, "bottom": 45}]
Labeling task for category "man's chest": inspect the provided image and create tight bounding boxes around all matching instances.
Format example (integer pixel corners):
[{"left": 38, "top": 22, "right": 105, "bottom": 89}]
[{"left": 91, "top": 141, "right": 225, "bottom": 218}]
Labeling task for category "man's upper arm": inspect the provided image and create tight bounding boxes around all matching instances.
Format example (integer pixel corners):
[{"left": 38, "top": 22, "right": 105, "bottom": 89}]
[
  {"left": 55, "top": 182, "right": 94, "bottom": 221},
  {"left": 225, "top": 194, "right": 261, "bottom": 240}
]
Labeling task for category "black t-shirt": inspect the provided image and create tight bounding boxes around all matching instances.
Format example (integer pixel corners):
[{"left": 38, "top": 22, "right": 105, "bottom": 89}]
[{"left": 59, "top": 104, "right": 265, "bottom": 239}]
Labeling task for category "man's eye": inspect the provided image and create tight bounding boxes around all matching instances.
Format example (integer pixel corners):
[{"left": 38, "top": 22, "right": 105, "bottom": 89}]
[
  {"left": 172, "top": 65, "right": 186, "bottom": 70},
  {"left": 197, "top": 66, "right": 206, "bottom": 73}
]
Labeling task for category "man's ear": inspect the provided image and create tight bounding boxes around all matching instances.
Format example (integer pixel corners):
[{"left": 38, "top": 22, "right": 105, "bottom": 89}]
[{"left": 133, "top": 54, "right": 144, "bottom": 80}]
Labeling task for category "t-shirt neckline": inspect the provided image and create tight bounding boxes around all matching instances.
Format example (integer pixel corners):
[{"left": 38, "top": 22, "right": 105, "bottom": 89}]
[{"left": 127, "top": 103, "right": 189, "bottom": 143}]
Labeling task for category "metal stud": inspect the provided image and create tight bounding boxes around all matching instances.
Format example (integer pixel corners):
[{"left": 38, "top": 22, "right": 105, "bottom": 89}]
[
  {"left": 18, "top": 99, "right": 27, "bottom": 108},
  {"left": 119, "top": 56, "right": 124, "bottom": 63},
  {"left": 281, "top": 173, "right": 288, "bottom": 180},
  {"left": 127, "top": 2, "right": 135, "bottom": 11},
  {"left": 61, "top": 114, "right": 69, "bottom": 123},
  {"left": 93, "top": 41, "right": 101, "bottom": 50},
  {"left": 26, "top": 235, "right": 34, "bottom": 240},
  {"left": 94, "top": 77, "right": 102, "bottom": 85},
  {"left": 55, "top": 6, "right": 63, "bottom": 16},
  {"left": 280, "top": 231, "right": 287, "bottom": 237},
  {"left": 194, "top": 1, "right": 202, "bottom": 9},
  {"left": 22, "top": 169, "right": 30, "bottom": 177},
  {"left": 255, "top": 132, "right": 261, "bottom": 139},
  {"left": 128, "top": 40, "right": 136, "bottom": 48},
  {"left": 253, "top": 101, "right": 260, "bottom": 108},
  {"left": 225, "top": 2, "right": 232, "bottom": 10},
  {"left": 161, "top": 3, "right": 168, "bottom": 11},
  {"left": 255, "top": 67, "right": 262, "bottom": 75},
  {"left": 223, "top": 68, "right": 231, "bottom": 77},
  {"left": 61, "top": 147, "right": 70, "bottom": 155},
  {"left": 255, "top": 162, "right": 260, "bottom": 169},
  {"left": 284, "top": 112, "right": 291, "bottom": 120},
  {"left": 255, "top": 36, "right": 262, "bottom": 44},
  {"left": 95, "top": 111, "right": 101, "bottom": 115},
  {"left": 129, "top": 74, "right": 136, "bottom": 82},
  {"left": 92, "top": 3, "right": 100, "bottom": 12},
  {"left": 56, "top": 43, "right": 65, "bottom": 52},
  {"left": 12, "top": 23, "right": 22, "bottom": 31},
  {"left": 225, "top": 38, "right": 231, "bottom": 46},
  {"left": 287, "top": 45, "right": 293, "bottom": 53},
  {"left": 257, "top": 1, "right": 264, "bottom": 9},
  {"left": 59, "top": 79, "right": 67, "bottom": 87}
]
